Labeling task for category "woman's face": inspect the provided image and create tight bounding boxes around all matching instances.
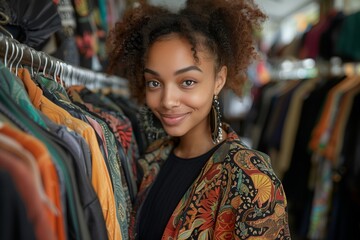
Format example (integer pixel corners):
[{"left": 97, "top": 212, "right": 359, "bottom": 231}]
[{"left": 144, "top": 34, "right": 226, "bottom": 141}]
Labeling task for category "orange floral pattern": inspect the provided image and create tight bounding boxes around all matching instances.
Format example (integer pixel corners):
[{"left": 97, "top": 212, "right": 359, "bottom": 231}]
[{"left": 130, "top": 124, "right": 291, "bottom": 239}]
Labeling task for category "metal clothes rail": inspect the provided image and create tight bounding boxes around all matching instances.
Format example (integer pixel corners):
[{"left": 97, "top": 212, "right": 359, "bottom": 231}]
[{"left": 0, "top": 32, "right": 128, "bottom": 89}]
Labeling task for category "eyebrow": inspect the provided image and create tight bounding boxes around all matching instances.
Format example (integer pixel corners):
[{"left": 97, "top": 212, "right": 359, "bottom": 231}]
[{"left": 144, "top": 66, "right": 202, "bottom": 76}]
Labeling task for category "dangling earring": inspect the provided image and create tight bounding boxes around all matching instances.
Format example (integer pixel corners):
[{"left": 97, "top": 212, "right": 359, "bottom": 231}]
[
  {"left": 210, "top": 95, "right": 223, "bottom": 144},
  {"left": 139, "top": 105, "right": 166, "bottom": 142}
]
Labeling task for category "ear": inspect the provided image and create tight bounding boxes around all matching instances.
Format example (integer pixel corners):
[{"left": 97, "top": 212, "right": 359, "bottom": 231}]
[{"left": 214, "top": 65, "right": 227, "bottom": 95}]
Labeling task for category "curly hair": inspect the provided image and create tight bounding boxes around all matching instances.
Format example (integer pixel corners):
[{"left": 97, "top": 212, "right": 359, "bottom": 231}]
[{"left": 107, "top": 0, "right": 266, "bottom": 103}]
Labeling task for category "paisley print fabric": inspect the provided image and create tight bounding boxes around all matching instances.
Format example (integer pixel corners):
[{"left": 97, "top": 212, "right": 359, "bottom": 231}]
[{"left": 131, "top": 124, "right": 291, "bottom": 239}]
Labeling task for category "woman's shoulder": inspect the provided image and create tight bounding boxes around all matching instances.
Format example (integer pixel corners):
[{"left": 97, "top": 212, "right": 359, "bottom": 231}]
[
  {"left": 220, "top": 126, "right": 274, "bottom": 172},
  {"left": 223, "top": 138, "right": 278, "bottom": 180}
]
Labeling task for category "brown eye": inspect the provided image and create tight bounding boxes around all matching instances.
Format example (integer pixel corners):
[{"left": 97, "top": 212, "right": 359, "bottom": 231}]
[
  {"left": 146, "top": 80, "right": 161, "bottom": 88},
  {"left": 182, "top": 80, "right": 196, "bottom": 87}
]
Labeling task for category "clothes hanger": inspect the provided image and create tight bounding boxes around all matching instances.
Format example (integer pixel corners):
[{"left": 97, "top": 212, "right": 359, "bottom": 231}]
[
  {"left": 29, "top": 48, "right": 35, "bottom": 77},
  {"left": 62, "top": 64, "right": 70, "bottom": 86},
  {"left": 69, "top": 66, "right": 77, "bottom": 86},
  {"left": 57, "top": 62, "right": 63, "bottom": 86},
  {"left": 52, "top": 61, "right": 58, "bottom": 83},
  {"left": 48, "top": 57, "right": 54, "bottom": 78},
  {"left": 35, "top": 51, "right": 42, "bottom": 76},
  {"left": 59, "top": 62, "right": 65, "bottom": 86},
  {"left": 63, "top": 63, "right": 71, "bottom": 86},
  {"left": 14, "top": 45, "right": 24, "bottom": 76},
  {"left": 53, "top": 61, "right": 59, "bottom": 81},
  {"left": 41, "top": 52, "right": 48, "bottom": 77},
  {"left": 3, "top": 37, "right": 9, "bottom": 68},
  {"left": 10, "top": 42, "right": 20, "bottom": 71},
  {"left": 53, "top": 61, "right": 63, "bottom": 87},
  {"left": 7, "top": 42, "right": 16, "bottom": 70},
  {"left": 64, "top": 64, "right": 72, "bottom": 86}
]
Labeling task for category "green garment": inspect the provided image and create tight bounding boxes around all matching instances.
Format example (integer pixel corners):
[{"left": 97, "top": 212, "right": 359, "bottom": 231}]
[
  {"left": 336, "top": 11, "right": 360, "bottom": 61},
  {"left": 0, "top": 63, "right": 47, "bottom": 128}
]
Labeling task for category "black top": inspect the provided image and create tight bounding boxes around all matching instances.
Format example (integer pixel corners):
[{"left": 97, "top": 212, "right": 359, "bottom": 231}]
[{"left": 138, "top": 142, "right": 224, "bottom": 240}]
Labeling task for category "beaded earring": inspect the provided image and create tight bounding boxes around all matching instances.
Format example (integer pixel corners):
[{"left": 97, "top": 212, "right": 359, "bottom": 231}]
[
  {"left": 139, "top": 105, "right": 166, "bottom": 142},
  {"left": 210, "top": 95, "right": 223, "bottom": 144}
]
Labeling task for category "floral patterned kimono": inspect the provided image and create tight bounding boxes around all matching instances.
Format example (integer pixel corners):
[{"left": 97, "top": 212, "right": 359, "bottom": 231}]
[{"left": 130, "top": 124, "right": 291, "bottom": 239}]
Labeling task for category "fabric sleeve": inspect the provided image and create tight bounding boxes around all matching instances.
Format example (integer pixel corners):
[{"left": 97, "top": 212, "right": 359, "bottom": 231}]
[{"left": 232, "top": 149, "right": 291, "bottom": 239}]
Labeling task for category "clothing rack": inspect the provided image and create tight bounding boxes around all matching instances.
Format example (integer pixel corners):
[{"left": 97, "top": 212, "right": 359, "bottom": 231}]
[
  {"left": 0, "top": 32, "right": 128, "bottom": 89},
  {"left": 269, "top": 57, "right": 360, "bottom": 81},
  {"left": 269, "top": 58, "right": 318, "bottom": 80}
]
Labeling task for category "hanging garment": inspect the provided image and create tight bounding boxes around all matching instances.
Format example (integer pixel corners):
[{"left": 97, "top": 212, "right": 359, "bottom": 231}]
[
  {"left": 40, "top": 111, "right": 92, "bottom": 178},
  {"left": 277, "top": 77, "right": 320, "bottom": 179},
  {"left": 72, "top": 0, "right": 100, "bottom": 69},
  {"left": 0, "top": 88, "right": 90, "bottom": 240},
  {"left": 318, "top": 12, "right": 345, "bottom": 60},
  {"left": 251, "top": 81, "right": 287, "bottom": 151},
  {"left": 323, "top": 84, "right": 360, "bottom": 163},
  {"left": 0, "top": 64, "right": 68, "bottom": 239},
  {"left": 307, "top": 154, "right": 333, "bottom": 239},
  {"left": 264, "top": 80, "right": 303, "bottom": 172},
  {"left": 307, "top": 80, "right": 360, "bottom": 240},
  {"left": 39, "top": 111, "right": 109, "bottom": 240},
  {"left": 0, "top": 169, "right": 37, "bottom": 240},
  {"left": 53, "top": 0, "right": 80, "bottom": 66},
  {"left": 107, "top": 92, "right": 148, "bottom": 156},
  {"left": 16, "top": 68, "right": 122, "bottom": 240},
  {"left": 78, "top": 99, "right": 136, "bottom": 204},
  {"left": 0, "top": 124, "right": 64, "bottom": 240},
  {"left": 2, "top": 0, "right": 61, "bottom": 49},
  {"left": 336, "top": 11, "right": 360, "bottom": 61},
  {"left": 69, "top": 86, "right": 139, "bottom": 202},
  {"left": 35, "top": 79, "right": 131, "bottom": 239},
  {"left": 0, "top": 64, "right": 48, "bottom": 128},
  {"left": 332, "top": 93, "right": 360, "bottom": 239},
  {"left": 0, "top": 133, "right": 56, "bottom": 240},
  {"left": 280, "top": 76, "right": 343, "bottom": 237}
]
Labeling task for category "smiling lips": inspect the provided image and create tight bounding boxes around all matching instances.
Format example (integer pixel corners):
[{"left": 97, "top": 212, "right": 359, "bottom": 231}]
[{"left": 160, "top": 113, "right": 189, "bottom": 126}]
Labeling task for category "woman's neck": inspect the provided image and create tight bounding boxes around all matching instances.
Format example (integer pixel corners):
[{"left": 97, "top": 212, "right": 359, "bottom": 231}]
[{"left": 173, "top": 129, "right": 227, "bottom": 159}]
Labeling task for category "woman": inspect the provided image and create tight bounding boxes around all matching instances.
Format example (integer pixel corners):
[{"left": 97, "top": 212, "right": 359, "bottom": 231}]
[{"left": 107, "top": 0, "right": 291, "bottom": 239}]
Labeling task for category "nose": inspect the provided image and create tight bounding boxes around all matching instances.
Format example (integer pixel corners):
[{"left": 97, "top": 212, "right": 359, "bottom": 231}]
[{"left": 161, "top": 85, "right": 180, "bottom": 109}]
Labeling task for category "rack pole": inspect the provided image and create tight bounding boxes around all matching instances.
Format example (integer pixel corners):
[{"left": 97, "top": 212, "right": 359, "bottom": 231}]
[{"left": 0, "top": 33, "right": 128, "bottom": 88}]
